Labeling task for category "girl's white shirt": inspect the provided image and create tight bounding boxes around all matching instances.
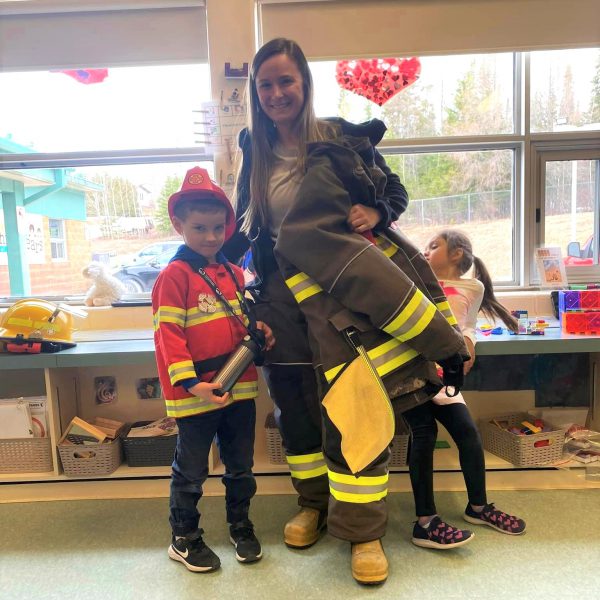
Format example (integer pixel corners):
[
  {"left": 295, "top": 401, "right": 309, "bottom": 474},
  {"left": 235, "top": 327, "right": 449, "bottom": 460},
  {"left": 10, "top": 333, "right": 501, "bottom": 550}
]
[{"left": 433, "top": 277, "right": 485, "bottom": 406}]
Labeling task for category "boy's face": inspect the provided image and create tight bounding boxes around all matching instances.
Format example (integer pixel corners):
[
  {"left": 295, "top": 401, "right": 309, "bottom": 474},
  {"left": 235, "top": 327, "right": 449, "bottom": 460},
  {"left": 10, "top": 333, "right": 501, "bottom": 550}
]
[{"left": 172, "top": 208, "right": 227, "bottom": 263}]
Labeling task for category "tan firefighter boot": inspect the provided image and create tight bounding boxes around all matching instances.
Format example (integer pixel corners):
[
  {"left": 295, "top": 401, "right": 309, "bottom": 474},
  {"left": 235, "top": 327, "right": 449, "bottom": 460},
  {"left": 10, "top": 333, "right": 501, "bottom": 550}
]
[
  {"left": 351, "top": 539, "right": 388, "bottom": 585},
  {"left": 284, "top": 507, "right": 325, "bottom": 548}
]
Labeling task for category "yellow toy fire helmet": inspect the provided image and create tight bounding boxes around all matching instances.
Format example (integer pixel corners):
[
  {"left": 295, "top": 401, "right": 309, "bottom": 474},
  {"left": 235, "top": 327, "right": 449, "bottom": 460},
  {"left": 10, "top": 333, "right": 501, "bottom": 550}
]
[{"left": 0, "top": 299, "right": 87, "bottom": 353}]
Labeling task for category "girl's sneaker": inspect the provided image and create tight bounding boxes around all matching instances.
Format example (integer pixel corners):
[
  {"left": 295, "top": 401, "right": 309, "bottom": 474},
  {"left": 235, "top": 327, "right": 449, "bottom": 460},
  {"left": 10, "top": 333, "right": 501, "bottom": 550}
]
[
  {"left": 464, "top": 503, "right": 526, "bottom": 535},
  {"left": 412, "top": 516, "right": 474, "bottom": 550}
]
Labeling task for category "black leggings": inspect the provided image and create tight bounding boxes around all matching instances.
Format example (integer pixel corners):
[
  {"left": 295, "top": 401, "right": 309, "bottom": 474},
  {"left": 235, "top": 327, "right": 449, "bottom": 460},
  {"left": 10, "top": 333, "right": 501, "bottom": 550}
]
[{"left": 403, "top": 400, "right": 486, "bottom": 517}]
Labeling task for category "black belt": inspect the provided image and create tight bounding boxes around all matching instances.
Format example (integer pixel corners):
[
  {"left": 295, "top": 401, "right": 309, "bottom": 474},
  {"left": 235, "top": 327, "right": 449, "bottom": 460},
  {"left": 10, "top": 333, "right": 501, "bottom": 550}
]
[{"left": 193, "top": 353, "right": 230, "bottom": 376}]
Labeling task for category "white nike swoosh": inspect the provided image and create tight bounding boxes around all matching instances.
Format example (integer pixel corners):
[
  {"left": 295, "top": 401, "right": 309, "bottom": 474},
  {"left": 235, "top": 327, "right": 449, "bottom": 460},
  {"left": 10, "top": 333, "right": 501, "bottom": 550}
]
[{"left": 176, "top": 547, "right": 189, "bottom": 558}]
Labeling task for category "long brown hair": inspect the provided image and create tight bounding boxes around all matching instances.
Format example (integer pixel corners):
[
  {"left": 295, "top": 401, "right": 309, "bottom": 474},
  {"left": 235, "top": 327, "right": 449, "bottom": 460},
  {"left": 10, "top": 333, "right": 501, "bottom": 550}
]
[
  {"left": 240, "top": 38, "right": 336, "bottom": 234},
  {"left": 438, "top": 229, "right": 518, "bottom": 332}
]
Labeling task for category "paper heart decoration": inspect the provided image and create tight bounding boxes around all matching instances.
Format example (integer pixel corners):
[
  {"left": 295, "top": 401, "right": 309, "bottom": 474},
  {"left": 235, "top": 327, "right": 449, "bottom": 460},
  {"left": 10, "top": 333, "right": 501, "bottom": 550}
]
[{"left": 335, "top": 58, "right": 421, "bottom": 106}]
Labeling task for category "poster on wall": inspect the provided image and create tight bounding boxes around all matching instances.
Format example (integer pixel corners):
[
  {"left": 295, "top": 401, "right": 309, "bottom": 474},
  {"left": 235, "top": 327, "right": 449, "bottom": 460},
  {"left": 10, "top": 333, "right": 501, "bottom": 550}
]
[{"left": 0, "top": 211, "right": 46, "bottom": 265}]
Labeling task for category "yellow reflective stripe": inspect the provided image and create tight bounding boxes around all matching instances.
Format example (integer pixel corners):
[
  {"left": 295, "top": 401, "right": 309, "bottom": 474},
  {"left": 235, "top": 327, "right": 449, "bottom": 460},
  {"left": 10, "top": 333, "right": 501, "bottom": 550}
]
[
  {"left": 324, "top": 363, "right": 345, "bottom": 383},
  {"left": 286, "top": 452, "right": 325, "bottom": 465},
  {"left": 153, "top": 306, "right": 186, "bottom": 329},
  {"left": 286, "top": 272, "right": 311, "bottom": 288},
  {"left": 328, "top": 470, "right": 388, "bottom": 503},
  {"left": 290, "top": 465, "right": 328, "bottom": 479},
  {"left": 285, "top": 272, "right": 323, "bottom": 304},
  {"left": 296, "top": 284, "right": 322, "bottom": 303},
  {"left": 287, "top": 452, "right": 327, "bottom": 479},
  {"left": 374, "top": 235, "right": 398, "bottom": 258},
  {"left": 168, "top": 360, "right": 196, "bottom": 384},
  {"left": 436, "top": 300, "right": 458, "bottom": 326},
  {"left": 324, "top": 337, "right": 421, "bottom": 384},
  {"left": 328, "top": 470, "right": 388, "bottom": 486},
  {"left": 185, "top": 300, "right": 243, "bottom": 327},
  {"left": 231, "top": 381, "right": 258, "bottom": 400},
  {"left": 383, "top": 289, "right": 436, "bottom": 342},
  {"left": 330, "top": 489, "right": 388, "bottom": 503}
]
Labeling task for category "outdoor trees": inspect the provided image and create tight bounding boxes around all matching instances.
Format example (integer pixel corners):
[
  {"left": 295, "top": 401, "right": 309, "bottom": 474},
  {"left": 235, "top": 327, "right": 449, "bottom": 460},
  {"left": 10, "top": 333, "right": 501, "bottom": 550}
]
[{"left": 154, "top": 175, "right": 183, "bottom": 234}]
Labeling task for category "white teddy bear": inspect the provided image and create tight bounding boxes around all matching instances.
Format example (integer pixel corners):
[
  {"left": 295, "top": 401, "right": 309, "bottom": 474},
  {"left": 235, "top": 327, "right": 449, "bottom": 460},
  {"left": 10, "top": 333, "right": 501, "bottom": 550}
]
[{"left": 82, "top": 262, "right": 126, "bottom": 307}]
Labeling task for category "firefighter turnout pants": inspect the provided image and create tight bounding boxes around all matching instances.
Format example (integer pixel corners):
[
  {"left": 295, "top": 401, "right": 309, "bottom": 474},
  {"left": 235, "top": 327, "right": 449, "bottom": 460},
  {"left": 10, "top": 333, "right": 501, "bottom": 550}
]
[
  {"left": 322, "top": 395, "right": 390, "bottom": 543},
  {"left": 263, "top": 364, "right": 329, "bottom": 512}
]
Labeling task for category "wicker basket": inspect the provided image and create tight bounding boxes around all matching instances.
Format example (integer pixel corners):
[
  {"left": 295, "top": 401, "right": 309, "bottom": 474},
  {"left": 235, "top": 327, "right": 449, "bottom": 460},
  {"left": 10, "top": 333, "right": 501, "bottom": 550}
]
[
  {"left": 0, "top": 437, "right": 53, "bottom": 473},
  {"left": 479, "top": 412, "right": 566, "bottom": 467},
  {"left": 58, "top": 436, "right": 122, "bottom": 477},
  {"left": 265, "top": 412, "right": 410, "bottom": 467},
  {"left": 265, "top": 412, "right": 287, "bottom": 465},
  {"left": 123, "top": 423, "right": 177, "bottom": 467}
]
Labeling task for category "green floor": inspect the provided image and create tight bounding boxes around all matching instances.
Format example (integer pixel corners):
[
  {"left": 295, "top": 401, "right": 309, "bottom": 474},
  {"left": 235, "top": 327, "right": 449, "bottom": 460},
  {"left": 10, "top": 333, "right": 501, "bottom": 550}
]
[{"left": 1, "top": 489, "right": 599, "bottom": 600}]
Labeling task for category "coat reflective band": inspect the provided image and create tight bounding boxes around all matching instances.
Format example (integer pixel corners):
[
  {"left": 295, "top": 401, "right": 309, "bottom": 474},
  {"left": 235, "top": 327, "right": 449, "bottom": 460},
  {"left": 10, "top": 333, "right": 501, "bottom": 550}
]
[
  {"left": 168, "top": 359, "right": 197, "bottom": 384},
  {"left": 374, "top": 235, "right": 398, "bottom": 258},
  {"left": 324, "top": 337, "right": 419, "bottom": 383},
  {"left": 285, "top": 272, "right": 323, "bottom": 304},
  {"left": 436, "top": 300, "right": 458, "bottom": 326},
  {"left": 165, "top": 380, "right": 258, "bottom": 417},
  {"left": 328, "top": 469, "right": 388, "bottom": 503},
  {"left": 286, "top": 452, "right": 327, "bottom": 479},
  {"left": 383, "top": 288, "right": 436, "bottom": 342}
]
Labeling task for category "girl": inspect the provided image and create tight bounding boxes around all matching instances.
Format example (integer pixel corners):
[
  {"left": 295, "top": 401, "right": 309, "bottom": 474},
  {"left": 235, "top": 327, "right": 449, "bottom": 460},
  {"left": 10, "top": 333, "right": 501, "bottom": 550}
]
[{"left": 406, "top": 228, "right": 525, "bottom": 551}]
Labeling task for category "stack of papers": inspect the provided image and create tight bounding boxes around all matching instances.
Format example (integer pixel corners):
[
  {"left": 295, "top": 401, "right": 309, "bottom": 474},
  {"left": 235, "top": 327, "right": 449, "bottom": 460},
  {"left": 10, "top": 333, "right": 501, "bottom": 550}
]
[{"left": 127, "top": 417, "right": 178, "bottom": 438}]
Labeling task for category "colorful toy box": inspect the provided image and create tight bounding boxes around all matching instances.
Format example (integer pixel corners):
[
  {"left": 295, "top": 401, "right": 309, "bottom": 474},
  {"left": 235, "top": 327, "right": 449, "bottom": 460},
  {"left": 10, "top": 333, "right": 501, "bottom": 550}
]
[{"left": 558, "top": 290, "right": 600, "bottom": 334}]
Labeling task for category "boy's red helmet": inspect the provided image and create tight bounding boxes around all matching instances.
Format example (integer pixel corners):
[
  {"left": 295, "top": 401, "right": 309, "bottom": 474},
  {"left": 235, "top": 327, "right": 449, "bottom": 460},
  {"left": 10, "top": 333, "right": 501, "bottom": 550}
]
[{"left": 168, "top": 167, "right": 236, "bottom": 241}]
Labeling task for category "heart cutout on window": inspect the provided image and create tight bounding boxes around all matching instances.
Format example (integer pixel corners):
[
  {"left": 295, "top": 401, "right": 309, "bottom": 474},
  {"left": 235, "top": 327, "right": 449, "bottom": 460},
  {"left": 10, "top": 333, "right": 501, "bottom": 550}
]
[{"left": 335, "top": 58, "right": 421, "bottom": 106}]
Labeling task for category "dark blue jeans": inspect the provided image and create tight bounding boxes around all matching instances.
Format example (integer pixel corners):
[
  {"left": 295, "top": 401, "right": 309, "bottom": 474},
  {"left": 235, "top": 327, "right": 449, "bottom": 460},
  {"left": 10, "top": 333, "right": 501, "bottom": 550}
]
[{"left": 169, "top": 400, "right": 257, "bottom": 537}]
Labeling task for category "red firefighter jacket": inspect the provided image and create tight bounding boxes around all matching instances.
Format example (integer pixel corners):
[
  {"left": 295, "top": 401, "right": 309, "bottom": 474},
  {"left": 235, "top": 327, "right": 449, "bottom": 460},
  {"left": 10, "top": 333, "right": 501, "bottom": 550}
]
[{"left": 152, "top": 248, "right": 258, "bottom": 418}]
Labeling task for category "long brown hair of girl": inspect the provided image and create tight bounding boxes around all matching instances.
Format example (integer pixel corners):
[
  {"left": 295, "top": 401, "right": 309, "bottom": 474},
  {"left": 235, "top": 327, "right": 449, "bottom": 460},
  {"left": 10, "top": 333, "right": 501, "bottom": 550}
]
[{"left": 439, "top": 229, "right": 518, "bottom": 333}]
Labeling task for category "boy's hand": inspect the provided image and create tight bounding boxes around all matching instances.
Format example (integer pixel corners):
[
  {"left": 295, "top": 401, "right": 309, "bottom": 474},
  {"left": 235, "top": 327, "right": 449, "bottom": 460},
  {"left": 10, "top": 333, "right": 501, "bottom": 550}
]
[
  {"left": 348, "top": 204, "right": 381, "bottom": 233},
  {"left": 188, "top": 381, "right": 229, "bottom": 405},
  {"left": 256, "top": 321, "right": 275, "bottom": 350}
]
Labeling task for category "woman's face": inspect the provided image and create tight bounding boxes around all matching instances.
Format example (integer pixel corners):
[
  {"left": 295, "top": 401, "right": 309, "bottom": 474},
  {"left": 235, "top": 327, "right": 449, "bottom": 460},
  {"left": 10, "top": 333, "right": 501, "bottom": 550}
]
[{"left": 255, "top": 53, "right": 305, "bottom": 131}]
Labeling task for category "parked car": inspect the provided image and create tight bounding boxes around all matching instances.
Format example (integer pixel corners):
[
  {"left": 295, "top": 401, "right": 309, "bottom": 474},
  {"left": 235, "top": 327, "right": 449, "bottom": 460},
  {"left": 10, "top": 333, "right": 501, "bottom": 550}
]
[
  {"left": 112, "top": 248, "right": 177, "bottom": 293},
  {"left": 115, "top": 240, "right": 180, "bottom": 268}
]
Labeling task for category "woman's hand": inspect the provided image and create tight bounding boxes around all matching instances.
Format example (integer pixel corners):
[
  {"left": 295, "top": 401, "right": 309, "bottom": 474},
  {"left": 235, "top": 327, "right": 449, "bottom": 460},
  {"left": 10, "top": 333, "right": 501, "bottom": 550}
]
[
  {"left": 348, "top": 204, "right": 381, "bottom": 233},
  {"left": 256, "top": 320, "right": 275, "bottom": 351},
  {"left": 188, "top": 381, "right": 229, "bottom": 405}
]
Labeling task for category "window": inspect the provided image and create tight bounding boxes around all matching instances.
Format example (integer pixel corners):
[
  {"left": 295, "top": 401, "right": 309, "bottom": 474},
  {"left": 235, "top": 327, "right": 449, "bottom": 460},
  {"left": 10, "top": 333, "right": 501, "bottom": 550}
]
[
  {"left": 530, "top": 48, "right": 600, "bottom": 133},
  {"left": 310, "top": 47, "right": 599, "bottom": 286},
  {"left": 49, "top": 219, "right": 66, "bottom": 261}
]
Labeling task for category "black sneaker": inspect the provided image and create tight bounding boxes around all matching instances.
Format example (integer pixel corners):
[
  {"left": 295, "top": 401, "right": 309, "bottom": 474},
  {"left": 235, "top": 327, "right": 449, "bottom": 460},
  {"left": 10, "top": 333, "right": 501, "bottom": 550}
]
[
  {"left": 168, "top": 529, "right": 221, "bottom": 572},
  {"left": 229, "top": 519, "right": 263, "bottom": 563}
]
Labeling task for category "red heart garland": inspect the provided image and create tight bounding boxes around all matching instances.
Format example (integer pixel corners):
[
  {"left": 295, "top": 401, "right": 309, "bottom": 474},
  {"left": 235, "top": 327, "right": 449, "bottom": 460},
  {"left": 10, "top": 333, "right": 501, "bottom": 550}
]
[{"left": 335, "top": 58, "right": 421, "bottom": 106}]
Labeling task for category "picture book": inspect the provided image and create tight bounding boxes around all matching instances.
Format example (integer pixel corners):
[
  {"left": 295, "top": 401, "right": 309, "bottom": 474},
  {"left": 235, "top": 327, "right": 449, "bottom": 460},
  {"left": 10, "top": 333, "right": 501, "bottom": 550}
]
[
  {"left": 59, "top": 416, "right": 107, "bottom": 445},
  {"left": 0, "top": 399, "right": 34, "bottom": 439}
]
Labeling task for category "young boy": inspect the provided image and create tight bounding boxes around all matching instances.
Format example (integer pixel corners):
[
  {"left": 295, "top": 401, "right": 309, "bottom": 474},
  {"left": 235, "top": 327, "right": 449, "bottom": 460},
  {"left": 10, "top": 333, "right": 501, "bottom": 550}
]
[{"left": 152, "top": 166, "right": 274, "bottom": 573}]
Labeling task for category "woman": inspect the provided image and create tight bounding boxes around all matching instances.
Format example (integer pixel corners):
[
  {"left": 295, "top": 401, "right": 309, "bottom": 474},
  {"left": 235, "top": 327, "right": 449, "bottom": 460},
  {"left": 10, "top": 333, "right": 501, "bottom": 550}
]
[{"left": 223, "top": 38, "right": 451, "bottom": 585}]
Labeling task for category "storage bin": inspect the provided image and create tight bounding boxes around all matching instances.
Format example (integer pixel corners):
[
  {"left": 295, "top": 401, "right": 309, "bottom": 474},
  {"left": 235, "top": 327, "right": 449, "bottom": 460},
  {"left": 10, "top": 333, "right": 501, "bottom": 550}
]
[
  {"left": 123, "top": 422, "right": 177, "bottom": 467},
  {"left": 479, "top": 412, "right": 566, "bottom": 467},
  {"left": 265, "top": 412, "right": 286, "bottom": 465},
  {"left": 58, "top": 436, "right": 122, "bottom": 477},
  {"left": 265, "top": 412, "right": 410, "bottom": 467},
  {"left": 0, "top": 437, "right": 53, "bottom": 473}
]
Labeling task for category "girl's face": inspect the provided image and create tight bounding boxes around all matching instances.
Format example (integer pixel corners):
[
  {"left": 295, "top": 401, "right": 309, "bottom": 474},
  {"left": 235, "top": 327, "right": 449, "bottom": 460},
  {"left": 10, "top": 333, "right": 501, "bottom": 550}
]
[
  {"left": 255, "top": 53, "right": 305, "bottom": 131},
  {"left": 423, "top": 235, "right": 452, "bottom": 277}
]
